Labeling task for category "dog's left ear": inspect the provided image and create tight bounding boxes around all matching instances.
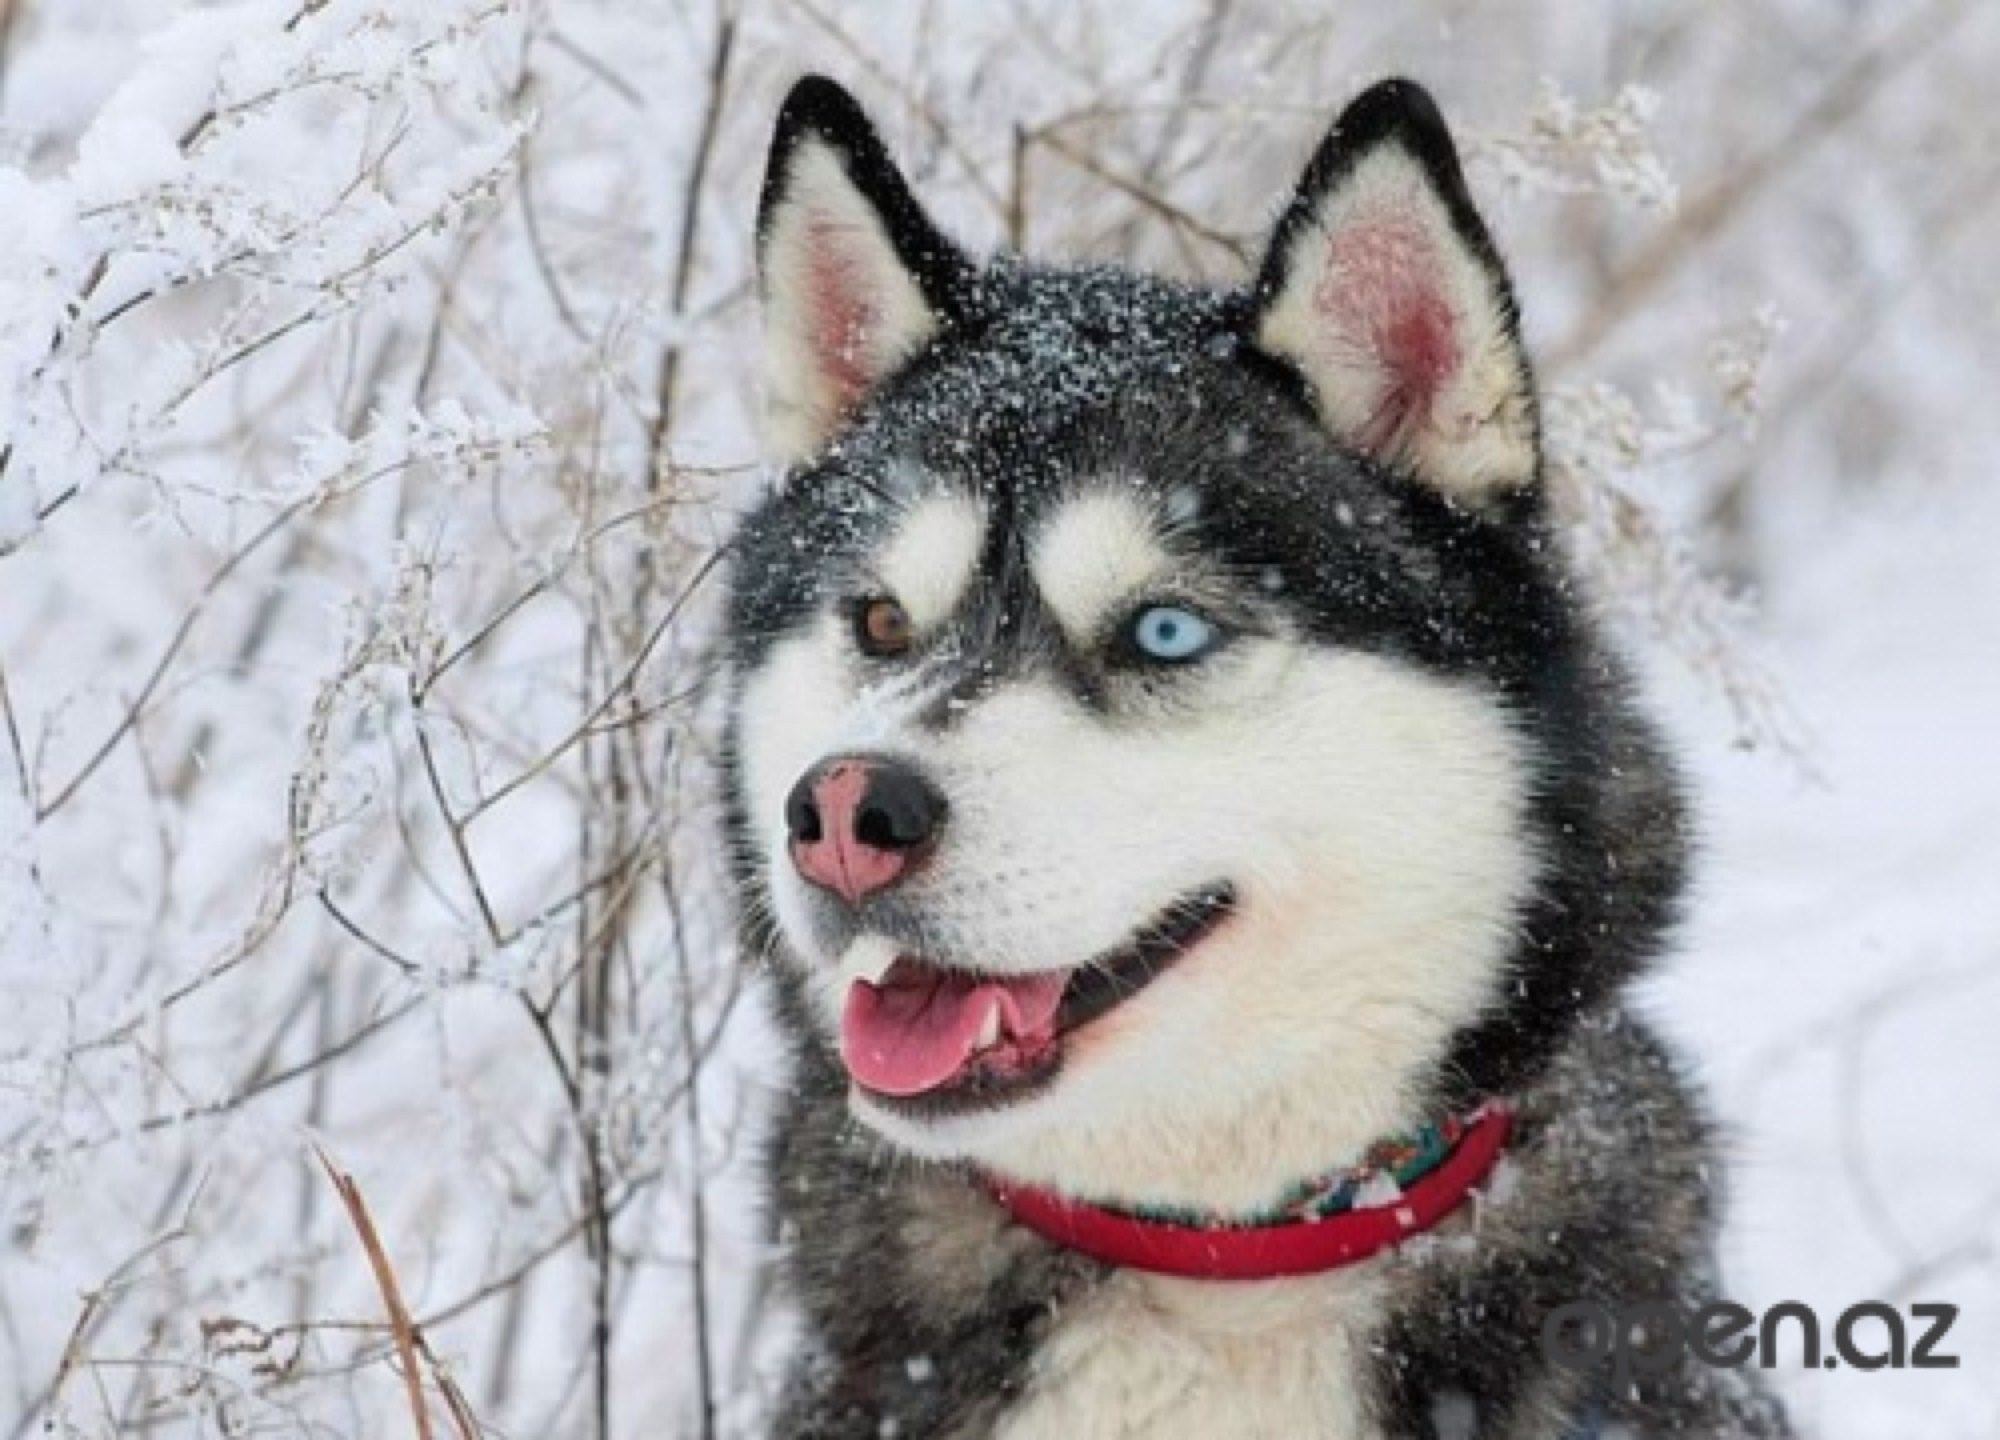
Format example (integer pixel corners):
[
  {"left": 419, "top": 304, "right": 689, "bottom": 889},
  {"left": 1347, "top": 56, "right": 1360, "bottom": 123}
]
[
  {"left": 1246, "top": 79, "right": 1537, "bottom": 504},
  {"left": 757, "top": 76, "right": 972, "bottom": 464}
]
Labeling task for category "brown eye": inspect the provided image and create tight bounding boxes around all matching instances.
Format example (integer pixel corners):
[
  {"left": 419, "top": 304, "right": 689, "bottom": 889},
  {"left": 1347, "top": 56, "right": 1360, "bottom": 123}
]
[{"left": 855, "top": 596, "right": 913, "bottom": 657}]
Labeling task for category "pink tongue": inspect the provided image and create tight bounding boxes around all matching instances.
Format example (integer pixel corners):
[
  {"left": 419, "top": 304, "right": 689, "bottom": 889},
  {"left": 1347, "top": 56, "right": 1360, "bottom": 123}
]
[{"left": 841, "top": 962, "right": 1069, "bottom": 1097}]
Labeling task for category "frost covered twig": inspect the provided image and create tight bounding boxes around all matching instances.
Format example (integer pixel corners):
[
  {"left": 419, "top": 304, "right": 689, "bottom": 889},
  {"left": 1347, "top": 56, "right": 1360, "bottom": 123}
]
[
  {"left": 1544, "top": 352, "right": 1813, "bottom": 763},
  {"left": 1548, "top": 0, "right": 1973, "bottom": 370},
  {"left": 648, "top": 12, "right": 739, "bottom": 488},
  {"left": 1471, "top": 81, "right": 1677, "bottom": 212},
  {"left": 318, "top": 1146, "right": 481, "bottom": 1440}
]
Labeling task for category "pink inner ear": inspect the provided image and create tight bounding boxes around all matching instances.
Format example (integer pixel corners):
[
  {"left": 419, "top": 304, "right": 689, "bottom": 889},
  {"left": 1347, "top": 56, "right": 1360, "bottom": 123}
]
[
  {"left": 1314, "top": 212, "right": 1461, "bottom": 453},
  {"left": 804, "top": 214, "right": 880, "bottom": 414}
]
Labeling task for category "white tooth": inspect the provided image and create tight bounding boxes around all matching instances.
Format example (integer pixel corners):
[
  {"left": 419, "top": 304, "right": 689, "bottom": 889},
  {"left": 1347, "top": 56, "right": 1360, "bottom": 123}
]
[
  {"left": 975, "top": 1003, "right": 1002, "bottom": 1051},
  {"left": 847, "top": 936, "right": 899, "bottom": 986}
]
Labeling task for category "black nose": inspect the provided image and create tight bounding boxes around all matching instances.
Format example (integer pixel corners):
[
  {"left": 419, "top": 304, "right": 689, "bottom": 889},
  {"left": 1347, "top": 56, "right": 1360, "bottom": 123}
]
[{"left": 853, "top": 760, "right": 947, "bottom": 851}]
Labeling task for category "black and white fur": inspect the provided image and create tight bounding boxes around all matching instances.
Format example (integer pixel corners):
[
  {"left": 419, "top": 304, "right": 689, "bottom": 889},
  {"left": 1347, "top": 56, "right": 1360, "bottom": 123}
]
[{"left": 722, "top": 75, "right": 1792, "bottom": 1439}]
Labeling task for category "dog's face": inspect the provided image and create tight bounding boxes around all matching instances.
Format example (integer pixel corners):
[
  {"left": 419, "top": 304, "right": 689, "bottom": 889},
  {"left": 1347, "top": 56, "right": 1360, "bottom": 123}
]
[{"left": 725, "top": 79, "right": 1623, "bottom": 1211}]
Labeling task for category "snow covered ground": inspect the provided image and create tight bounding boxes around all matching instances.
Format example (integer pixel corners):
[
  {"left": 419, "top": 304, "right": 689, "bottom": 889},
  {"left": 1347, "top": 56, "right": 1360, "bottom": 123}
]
[{"left": 1647, "top": 472, "right": 2000, "bottom": 1437}]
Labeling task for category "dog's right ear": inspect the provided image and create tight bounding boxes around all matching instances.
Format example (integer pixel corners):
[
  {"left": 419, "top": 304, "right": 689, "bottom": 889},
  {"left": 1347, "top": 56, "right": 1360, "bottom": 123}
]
[{"left": 757, "top": 77, "right": 970, "bottom": 464}]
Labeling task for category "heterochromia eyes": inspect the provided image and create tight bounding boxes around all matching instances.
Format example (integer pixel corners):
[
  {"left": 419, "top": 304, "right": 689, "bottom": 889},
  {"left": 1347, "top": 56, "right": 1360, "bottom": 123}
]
[
  {"left": 853, "top": 595, "right": 1221, "bottom": 666},
  {"left": 1129, "top": 605, "right": 1218, "bottom": 663}
]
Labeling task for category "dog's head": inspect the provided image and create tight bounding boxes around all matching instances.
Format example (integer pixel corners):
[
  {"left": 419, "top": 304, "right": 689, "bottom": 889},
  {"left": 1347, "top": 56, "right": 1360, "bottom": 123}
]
[{"left": 723, "top": 77, "right": 1684, "bottom": 1211}]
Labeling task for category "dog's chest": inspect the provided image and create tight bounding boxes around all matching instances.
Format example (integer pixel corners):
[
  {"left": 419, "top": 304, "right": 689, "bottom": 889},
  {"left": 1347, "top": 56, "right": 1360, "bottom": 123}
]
[{"left": 991, "top": 1267, "right": 1388, "bottom": 1440}]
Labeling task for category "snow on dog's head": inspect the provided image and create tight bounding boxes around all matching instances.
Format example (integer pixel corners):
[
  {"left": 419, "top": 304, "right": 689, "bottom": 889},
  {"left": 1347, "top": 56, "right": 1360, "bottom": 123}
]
[{"left": 723, "top": 77, "right": 1684, "bottom": 1212}]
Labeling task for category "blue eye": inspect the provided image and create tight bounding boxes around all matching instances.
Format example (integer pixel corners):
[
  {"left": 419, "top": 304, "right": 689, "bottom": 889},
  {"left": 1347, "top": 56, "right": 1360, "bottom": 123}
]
[{"left": 1130, "top": 605, "right": 1218, "bottom": 663}]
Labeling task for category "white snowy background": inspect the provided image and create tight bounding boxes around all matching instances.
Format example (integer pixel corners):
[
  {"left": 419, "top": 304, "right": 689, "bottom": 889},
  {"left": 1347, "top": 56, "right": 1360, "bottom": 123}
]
[{"left": 0, "top": 1, "right": 1995, "bottom": 1436}]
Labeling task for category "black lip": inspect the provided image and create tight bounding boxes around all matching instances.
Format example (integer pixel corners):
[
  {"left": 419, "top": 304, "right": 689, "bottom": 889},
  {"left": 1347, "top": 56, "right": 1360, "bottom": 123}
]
[
  {"left": 853, "top": 882, "right": 1237, "bottom": 1121},
  {"left": 1056, "top": 883, "right": 1235, "bottom": 1035}
]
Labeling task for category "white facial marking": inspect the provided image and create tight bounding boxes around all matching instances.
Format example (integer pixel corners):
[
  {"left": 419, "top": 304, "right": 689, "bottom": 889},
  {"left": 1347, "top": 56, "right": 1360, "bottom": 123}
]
[
  {"left": 735, "top": 496, "right": 1536, "bottom": 1215},
  {"left": 1030, "top": 492, "right": 1171, "bottom": 641},
  {"left": 737, "top": 625, "right": 846, "bottom": 961},
  {"left": 874, "top": 493, "right": 986, "bottom": 629},
  {"left": 841, "top": 644, "right": 1533, "bottom": 1213}
]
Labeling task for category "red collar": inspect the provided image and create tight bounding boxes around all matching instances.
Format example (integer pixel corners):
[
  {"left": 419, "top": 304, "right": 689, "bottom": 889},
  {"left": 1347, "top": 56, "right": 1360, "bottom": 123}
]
[{"left": 984, "top": 1102, "right": 1514, "bottom": 1281}]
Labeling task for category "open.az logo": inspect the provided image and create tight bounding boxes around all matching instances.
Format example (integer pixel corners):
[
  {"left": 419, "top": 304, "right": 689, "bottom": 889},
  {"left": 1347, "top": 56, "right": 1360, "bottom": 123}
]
[{"left": 1541, "top": 1299, "right": 1961, "bottom": 1389}]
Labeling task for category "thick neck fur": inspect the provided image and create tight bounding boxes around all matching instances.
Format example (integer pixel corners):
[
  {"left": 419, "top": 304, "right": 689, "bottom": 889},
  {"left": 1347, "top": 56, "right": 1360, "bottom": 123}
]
[{"left": 766, "top": 1003, "right": 1790, "bottom": 1440}]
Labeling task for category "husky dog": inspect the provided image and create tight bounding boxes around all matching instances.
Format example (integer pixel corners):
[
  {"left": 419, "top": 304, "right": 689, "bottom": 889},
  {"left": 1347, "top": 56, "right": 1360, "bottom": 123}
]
[{"left": 722, "top": 74, "right": 1791, "bottom": 1439}]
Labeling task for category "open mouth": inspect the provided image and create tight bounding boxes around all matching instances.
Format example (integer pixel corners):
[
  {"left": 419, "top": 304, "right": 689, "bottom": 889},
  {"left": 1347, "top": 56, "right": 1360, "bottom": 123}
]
[{"left": 839, "top": 883, "right": 1235, "bottom": 1117}]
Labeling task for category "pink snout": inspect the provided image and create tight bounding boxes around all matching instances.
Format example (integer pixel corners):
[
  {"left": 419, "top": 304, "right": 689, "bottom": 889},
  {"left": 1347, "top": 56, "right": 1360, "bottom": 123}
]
[{"left": 785, "top": 756, "right": 945, "bottom": 905}]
